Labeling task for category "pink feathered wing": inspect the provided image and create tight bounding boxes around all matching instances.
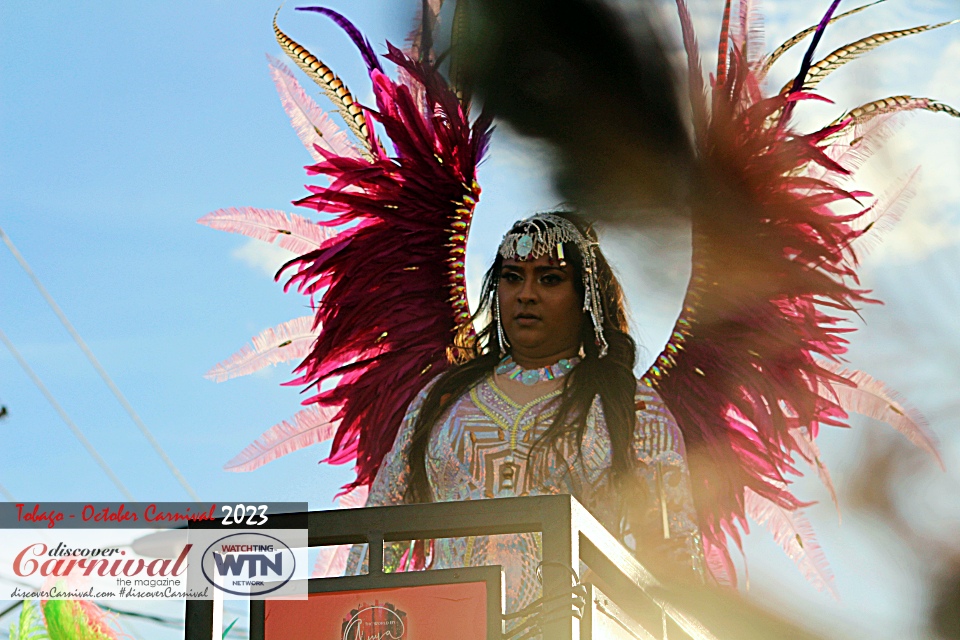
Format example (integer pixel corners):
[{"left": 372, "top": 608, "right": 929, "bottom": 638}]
[
  {"left": 280, "top": 14, "right": 492, "bottom": 492},
  {"left": 644, "top": 0, "right": 949, "bottom": 589},
  {"left": 203, "top": 11, "right": 490, "bottom": 486}
]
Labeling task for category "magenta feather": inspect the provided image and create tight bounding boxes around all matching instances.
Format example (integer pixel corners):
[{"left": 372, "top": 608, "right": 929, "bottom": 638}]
[
  {"left": 198, "top": 207, "right": 336, "bottom": 255},
  {"left": 267, "top": 55, "right": 360, "bottom": 161},
  {"left": 205, "top": 316, "right": 318, "bottom": 383},
  {"left": 223, "top": 404, "right": 340, "bottom": 472},
  {"left": 279, "top": 31, "right": 492, "bottom": 489},
  {"left": 644, "top": 0, "right": 944, "bottom": 590}
]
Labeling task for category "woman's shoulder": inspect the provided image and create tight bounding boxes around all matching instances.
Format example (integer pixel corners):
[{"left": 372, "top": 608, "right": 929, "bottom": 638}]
[
  {"left": 632, "top": 379, "right": 687, "bottom": 459},
  {"left": 405, "top": 368, "right": 489, "bottom": 417},
  {"left": 402, "top": 373, "right": 445, "bottom": 419},
  {"left": 633, "top": 379, "right": 666, "bottom": 411}
]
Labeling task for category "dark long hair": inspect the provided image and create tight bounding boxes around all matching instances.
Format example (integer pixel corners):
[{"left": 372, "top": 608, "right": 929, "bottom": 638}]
[{"left": 405, "top": 212, "right": 638, "bottom": 502}]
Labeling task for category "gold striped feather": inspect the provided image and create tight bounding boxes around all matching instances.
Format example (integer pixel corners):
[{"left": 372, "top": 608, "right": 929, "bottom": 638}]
[
  {"left": 760, "top": 0, "right": 887, "bottom": 77},
  {"left": 779, "top": 20, "right": 960, "bottom": 95},
  {"left": 833, "top": 95, "right": 960, "bottom": 127},
  {"left": 449, "top": 0, "right": 471, "bottom": 104},
  {"left": 273, "top": 10, "right": 376, "bottom": 159}
]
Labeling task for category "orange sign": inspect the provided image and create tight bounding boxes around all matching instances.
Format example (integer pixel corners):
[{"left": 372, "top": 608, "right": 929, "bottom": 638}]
[{"left": 265, "top": 582, "right": 489, "bottom": 639}]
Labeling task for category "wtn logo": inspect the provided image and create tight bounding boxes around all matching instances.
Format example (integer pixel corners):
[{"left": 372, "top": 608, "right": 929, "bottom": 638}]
[
  {"left": 201, "top": 533, "right": 298, "bottom": 596},
  {"left": 213, "top": 549, "right": 283, "bottom": 578}
]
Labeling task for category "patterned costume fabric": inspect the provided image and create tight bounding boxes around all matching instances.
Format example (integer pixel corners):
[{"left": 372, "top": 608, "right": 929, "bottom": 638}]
[
  {"left": 346, "top": 373, "right": 704, "bottom": 614},
  {"left": 203, "top": 2, "right": 954, "bottom": 595}
]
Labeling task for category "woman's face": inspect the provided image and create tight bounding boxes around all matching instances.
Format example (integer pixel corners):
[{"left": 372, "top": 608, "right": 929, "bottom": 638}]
[{"left": 498, "top": 254, "right": 584, "bottom": 364}]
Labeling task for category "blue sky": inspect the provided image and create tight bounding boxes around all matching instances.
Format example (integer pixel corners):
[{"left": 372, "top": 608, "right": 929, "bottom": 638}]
[{"left": 1, "top": 1, "right": 958, "bottom": 638}]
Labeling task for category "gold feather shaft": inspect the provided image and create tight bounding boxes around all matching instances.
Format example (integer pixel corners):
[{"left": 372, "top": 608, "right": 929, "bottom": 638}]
[
  {"left": 449, "top": 0, "right": 471, "bottom": 104},
  {"left": 779, "top": 20, "right": 960, "bottom": 95},
  {"left": 834, "top": 95, "right": 960, "bottom": 127},
  {"left": 273, "top": 10, "right": 375, "bottom": 159},
  {"left": 761, "top": 0, "right": 887, "bottom": 77}
]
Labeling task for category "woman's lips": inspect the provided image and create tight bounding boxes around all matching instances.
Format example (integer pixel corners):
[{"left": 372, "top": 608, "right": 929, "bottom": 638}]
[{"left": 514, "top": 314, "right": 540, "bottom": 327}]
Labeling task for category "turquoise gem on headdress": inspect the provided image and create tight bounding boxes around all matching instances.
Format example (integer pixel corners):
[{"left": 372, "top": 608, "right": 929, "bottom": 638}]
[
  {"left": 521, "top": 369, "right": 540, "bottom": 385},
  {"left": 516, "top": 234, "right": 534, "bottom": 258}
]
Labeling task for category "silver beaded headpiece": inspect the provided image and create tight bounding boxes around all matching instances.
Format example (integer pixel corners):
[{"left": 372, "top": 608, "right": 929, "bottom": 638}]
[{"left": 496, "top": 213, "right": 608, "bottom": 358}]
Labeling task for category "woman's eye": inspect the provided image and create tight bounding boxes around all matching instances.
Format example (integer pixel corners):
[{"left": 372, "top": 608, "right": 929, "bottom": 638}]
[
  {"left": 501, "top": 272, "right": 522, "bottom": 283},
  {"left": 541, "top": 274, "right": 562, "bottom": 285}
]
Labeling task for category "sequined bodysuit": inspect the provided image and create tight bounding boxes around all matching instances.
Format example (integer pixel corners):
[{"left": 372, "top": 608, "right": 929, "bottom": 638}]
[{"left": 347, "top": 373, "right": 704, "bottom": 613}]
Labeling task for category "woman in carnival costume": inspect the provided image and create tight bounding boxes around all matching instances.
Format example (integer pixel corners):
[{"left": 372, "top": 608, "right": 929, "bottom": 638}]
[
  {"left": 202, "top": 0, "right": 955, "bottom": 618},
  {"left": 347, "top": 210, "right": 706, "bottom": 607}
]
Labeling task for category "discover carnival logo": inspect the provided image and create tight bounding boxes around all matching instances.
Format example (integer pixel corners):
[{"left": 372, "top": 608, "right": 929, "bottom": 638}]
[
  {"left": 342, "top": 602, "right": 407, "bottom": 640},
  {"left": 200, "top": 532, "right": 296, "bottom": 597},
  {"left": 13, "top": 542, "right": 190, "bottom": 579},
  {"left": 8, "top": 541, "right": 211, "bottom": 600}
]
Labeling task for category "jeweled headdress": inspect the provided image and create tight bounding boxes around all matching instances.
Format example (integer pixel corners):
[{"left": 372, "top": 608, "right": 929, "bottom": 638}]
[
  {"left": 497, "top": 213, "right": 608, "bottom": 358},
  {"left": 201, "top": 0, "right": 954, "bottom": 588}
]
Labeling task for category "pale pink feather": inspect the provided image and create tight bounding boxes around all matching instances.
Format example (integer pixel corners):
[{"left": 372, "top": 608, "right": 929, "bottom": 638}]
[
  {"left": 790, "top": 427, "right": 840, "bottom": 519},
  {"left": 745, "top": 488, "right": 838, "bottom": 599},
  {"left": 198, "top": 207, "right": 336, "bottom": 255},
  {"left": 799, "top": 114, "right": 902, "bottom": 204},
  {"left": 736, "top": 0, "right": 766, "bottom": 66},
  {"left": 703, "top": 540, "right": 735, "bottom": 587},
  {"left": 312, "top": 544, "right": 350, "bottom": 577},
  {"left": 309, "top": 486, "right": 369, "bottom": 577},
  {"left": 823, "top": 113, "right": 905, "bottom": 178},
  {"left": 224, "top": 404, "right": 340, "bottom": 472},
  {"left": 851, "top": 167, "right": 919, "bottom": 256},
  {"left": 338, "top": 485, "right": 369, "bottom": 509},
  {"left": 205, "top": 316, "right": 319, "bottom": 383},
  {"left": 268, "top": 55, "right": 361, "bottom": 161},
  {"left": 819, "top": 363, "right": 943, "bottom": 468}
]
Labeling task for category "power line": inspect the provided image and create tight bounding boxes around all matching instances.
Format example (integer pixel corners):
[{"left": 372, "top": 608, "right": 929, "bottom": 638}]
[
  {"left": 0, "top": 226, "right": 199, "bottom": 500},
  {"left": 0, "top": 600, "right": 20, "bottom": 621},
  {"left": 0, "top": 327, "right": 135, "bottom": 500}
]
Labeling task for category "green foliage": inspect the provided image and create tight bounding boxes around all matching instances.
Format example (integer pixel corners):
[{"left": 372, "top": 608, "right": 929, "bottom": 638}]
[
  {"left": 9, "top": 601, "right": 49, "bottom": 640},
  {"left": 8, "top": 599, "right": 122, "bottom": 640},
  {"left": 222, "top": 617, "right": 239, "bottom": 638},
  {"left": 42, "top": 601, "right": 114, "bottom": 640}
]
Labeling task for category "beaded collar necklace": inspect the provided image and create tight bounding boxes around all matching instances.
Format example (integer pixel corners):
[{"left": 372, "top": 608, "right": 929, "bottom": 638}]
[{"left": 495, "top": 355, "right": 579, "bottom": 386}]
